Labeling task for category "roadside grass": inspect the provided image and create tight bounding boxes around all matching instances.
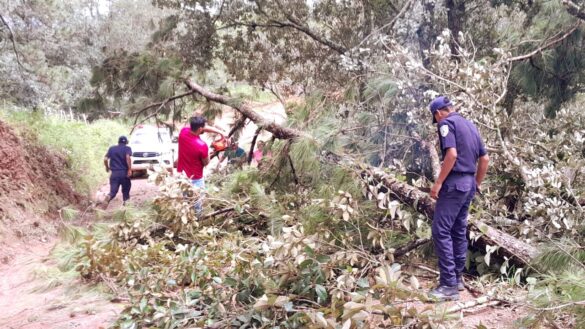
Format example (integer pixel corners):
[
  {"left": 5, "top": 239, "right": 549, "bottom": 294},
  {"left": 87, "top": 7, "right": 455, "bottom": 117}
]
[{"left": 0, "top": 109, "right": 128, "bottom": 196}]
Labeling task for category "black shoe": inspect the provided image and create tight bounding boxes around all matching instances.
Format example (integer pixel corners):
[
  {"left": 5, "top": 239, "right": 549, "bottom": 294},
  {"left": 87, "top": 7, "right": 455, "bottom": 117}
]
[
  {"left": 428, "top": 285, "right": 459, "bottom": 302},
  {"left": 457, "top": 277, "right": 465, "bottom": 291}
]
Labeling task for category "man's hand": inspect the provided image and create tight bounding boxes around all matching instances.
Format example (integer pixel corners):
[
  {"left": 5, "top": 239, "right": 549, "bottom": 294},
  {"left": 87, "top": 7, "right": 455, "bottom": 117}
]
[
  {"left": 105, "top": 167, "right": 110, "bottom": 173},
  {"left": 127, "top": 169, "right": 132, "bottom": 178},
  {"left": 475, "top": 184, "right": 482, "bottom": 195},
  {"left": 430, "top": 182, "right": 442, "bottom": 200}
]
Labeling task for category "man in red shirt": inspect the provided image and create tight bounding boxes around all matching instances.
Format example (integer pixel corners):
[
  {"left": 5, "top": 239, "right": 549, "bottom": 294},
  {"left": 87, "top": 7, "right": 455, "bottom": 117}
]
[{"left": 177, "top": 116, "right": 226, "bottom": 215}]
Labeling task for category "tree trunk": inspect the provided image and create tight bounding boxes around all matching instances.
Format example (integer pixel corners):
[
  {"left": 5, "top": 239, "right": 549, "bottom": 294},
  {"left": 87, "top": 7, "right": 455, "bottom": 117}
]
[
  {"left": 416, "top": 0, "right": 437, "bottom": 68},
  {"left": 364, "top": 168, "right": 538, "bottom": 266},
  {"left": 445, "top": 0, "right": 465, "bottom": 58}
]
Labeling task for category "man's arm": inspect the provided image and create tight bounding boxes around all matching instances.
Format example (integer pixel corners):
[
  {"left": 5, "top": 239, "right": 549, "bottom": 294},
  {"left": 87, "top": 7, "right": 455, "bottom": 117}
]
[
  {"left": 202, "top": 156, "right": 210, "bottom": 167},
  {"left": 126, "top": 154, "right": 132, "bottom": 177},
  {"left": 104, "top": 155, "right": 110, "bottom": 172},
  {"left": 476, "top": 154, "right": 489, "bottom": 191},
  {"left": 203, "top": 125, "right": 227, "bottom": 137},
  {"left": 430, "top": 148, "right": 457, "bottom": 199}
]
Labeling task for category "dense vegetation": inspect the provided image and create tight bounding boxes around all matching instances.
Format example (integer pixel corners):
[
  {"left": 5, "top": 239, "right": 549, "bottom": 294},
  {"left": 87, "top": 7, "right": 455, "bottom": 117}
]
[{"left": 3, "top": 0, "right": 585, "bottom": 327}]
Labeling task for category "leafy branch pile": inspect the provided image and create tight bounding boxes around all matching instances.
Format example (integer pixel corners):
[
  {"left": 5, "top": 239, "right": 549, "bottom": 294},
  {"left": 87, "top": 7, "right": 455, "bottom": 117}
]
[{"left": 66, "top": 160, "right": 497, "bottom": 328}]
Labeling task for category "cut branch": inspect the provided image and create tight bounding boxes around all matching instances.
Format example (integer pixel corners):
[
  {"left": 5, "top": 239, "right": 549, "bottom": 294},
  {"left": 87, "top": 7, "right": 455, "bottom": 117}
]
[
  {"left": 445, "top": 296, "right": 501, "bottom": 314},
  {"left": 202, "top": 207, "right": 236, "bottom": 220},
  {"left": 184, "top": 79, "right": 306, "bottom": 140},
  {"left": 393, "top": 238, "right": 431, "bottom": 257}
]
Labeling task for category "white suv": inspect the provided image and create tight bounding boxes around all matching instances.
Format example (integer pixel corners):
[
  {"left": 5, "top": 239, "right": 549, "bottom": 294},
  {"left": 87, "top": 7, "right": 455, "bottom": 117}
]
[{"left": 129, "top": 125, "right": 177, "bottom": 175}]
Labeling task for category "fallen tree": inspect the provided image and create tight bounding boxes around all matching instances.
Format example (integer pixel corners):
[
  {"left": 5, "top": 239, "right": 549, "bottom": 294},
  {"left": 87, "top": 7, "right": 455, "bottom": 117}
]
[
  {"left": 362, "top": 167, "right": 538, "bottom": 267},
  {"left": 182, "top": 79, "right": 537, "bottom": 267}
]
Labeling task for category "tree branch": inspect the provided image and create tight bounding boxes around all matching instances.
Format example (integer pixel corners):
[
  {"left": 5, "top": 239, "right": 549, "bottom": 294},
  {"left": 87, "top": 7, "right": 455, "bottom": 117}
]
[
  {"left": 130, "top": 90, "right": 195, "bottom": 133},
  {"left": 393, "top": 238, "right": 430, "bottom": 257},
  {"left": 252, "top": 0, "right": 347, "bottom": 54},
  {"left": 288, "top": 154, "right": 299, "bottom": 185},
  {"left": 0, "top": 13, "right": 25, "bottom": 71},
  {"left": 248, "top": 127, "right": 262, "bottom": 165},
  {"left": 355, "top": 0, "right": 414, "bottom": 49},
  {"left": 507, "top": 21, "right": 581, "bottom": 62},
  {"left": 184, "top": 79, "right": 307, "bottom": 140}
]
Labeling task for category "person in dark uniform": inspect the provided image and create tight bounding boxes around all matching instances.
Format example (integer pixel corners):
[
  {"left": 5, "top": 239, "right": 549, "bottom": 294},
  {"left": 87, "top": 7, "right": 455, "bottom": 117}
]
[
  {"left": 427, "top": 96, "right": 489, "bottom": 301},
  {"left": 103, "top": 136, "right": 133, "bottom": 207}
]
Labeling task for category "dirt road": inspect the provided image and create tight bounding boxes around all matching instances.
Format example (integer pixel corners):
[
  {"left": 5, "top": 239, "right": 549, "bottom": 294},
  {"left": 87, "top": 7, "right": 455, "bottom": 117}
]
[{"left": 0, "top": 177, "right": 157, "bottom": 329}]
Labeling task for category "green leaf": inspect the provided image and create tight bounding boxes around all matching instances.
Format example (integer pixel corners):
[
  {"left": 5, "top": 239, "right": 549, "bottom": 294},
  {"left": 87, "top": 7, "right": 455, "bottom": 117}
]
[
  {"left": 139, "top": 297, "right": 147, "bottom": 313},
  {"left": 315, "top": 284, "right": 328, "bottom": 303},
  {"left": 356, "top": 278, "right": 370, "bottom": 288}
]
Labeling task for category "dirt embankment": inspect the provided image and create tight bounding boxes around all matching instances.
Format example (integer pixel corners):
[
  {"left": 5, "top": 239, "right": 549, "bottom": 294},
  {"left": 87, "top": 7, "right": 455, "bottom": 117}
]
[{"left": 0, "top": 120, "right": 82, "bottom": 263}]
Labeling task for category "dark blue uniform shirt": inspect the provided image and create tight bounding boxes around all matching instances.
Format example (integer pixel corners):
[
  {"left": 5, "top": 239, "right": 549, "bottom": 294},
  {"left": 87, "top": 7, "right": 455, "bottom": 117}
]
[
  {"left": 437, "top": 112, "right": 486, "bottom": 175},
  {"left": 106, "top": 144, "right": 132, "bottom": 177}
]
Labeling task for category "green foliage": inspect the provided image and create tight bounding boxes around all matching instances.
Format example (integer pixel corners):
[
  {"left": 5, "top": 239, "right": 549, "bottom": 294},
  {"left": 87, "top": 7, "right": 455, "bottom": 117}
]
[
  {"left": 1, "top": 110, "right": 128, "bottom": 194},
  {"left": 533, "top": 240, "right": 585, "bottom": 273},
  {"left": 65, "top": 166, "right": 462, "bottom": 328},
  {"left": 227, "top": 84, "right": 277, "bottom": 103},
  {"left": 529, "top": 269, "right": 585, "bottom": 327}
]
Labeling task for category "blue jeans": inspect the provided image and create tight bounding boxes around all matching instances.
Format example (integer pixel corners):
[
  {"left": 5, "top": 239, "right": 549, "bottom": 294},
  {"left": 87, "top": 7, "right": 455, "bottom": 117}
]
[{"left": 191, "top": 178, "right": 205, "bottom": 215}]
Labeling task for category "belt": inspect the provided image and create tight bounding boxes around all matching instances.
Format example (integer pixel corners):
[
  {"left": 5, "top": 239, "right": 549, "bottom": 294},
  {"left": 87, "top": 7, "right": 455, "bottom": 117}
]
[{"left": 449, "top": 171, "right": 475, "bottom": 176}]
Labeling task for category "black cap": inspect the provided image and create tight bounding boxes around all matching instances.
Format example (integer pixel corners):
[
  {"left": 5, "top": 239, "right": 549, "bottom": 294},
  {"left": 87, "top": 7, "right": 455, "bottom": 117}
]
[{"left": 118, "top": 136, "right": 128, "bottom": 144}]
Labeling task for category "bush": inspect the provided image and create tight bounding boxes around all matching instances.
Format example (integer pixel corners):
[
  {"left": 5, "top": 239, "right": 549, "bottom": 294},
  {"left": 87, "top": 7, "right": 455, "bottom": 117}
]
[{"left": 1, "top": 109, "right": 128, "bottom": 195}]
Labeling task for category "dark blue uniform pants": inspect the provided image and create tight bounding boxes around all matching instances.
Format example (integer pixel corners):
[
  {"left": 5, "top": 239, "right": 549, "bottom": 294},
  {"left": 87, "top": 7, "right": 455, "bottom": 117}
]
[
  {"left": 109, "top": 172, "right": 131, "bottom": 201},
  {"left": 433, "top": 174, "right": 475, "bottom": 287}
]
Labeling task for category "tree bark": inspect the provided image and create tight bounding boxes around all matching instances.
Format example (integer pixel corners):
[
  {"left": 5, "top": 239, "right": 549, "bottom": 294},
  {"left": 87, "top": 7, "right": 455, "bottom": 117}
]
[
  {"left": 445, "top": 0, "right": 465, "bottom": 58},
  {"left": 364, "top": 168, "right": 538, "bottom": 266},
  {"left": 416, "top": 0, "right": 437, "bottom": 68}
]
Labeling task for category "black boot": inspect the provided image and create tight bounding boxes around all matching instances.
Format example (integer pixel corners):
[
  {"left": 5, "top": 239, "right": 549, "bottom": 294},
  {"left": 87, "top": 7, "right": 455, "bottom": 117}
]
[{"left": 428, "top": 285, "right": 459, "bottom": 302}]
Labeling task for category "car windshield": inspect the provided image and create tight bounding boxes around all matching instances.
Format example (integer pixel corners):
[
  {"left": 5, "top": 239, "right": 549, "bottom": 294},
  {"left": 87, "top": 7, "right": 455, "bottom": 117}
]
[{"left": 131, "top": 130, "right": 171, "bottom": 144}]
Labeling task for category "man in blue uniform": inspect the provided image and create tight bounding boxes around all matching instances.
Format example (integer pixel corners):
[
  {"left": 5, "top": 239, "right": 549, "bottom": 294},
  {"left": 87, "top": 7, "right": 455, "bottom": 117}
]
[
  {"left": 428, "top": 96, "right": 489, "bottom": 301},
  {"left": 103, "top": 136, "right": 133, "bottom": 207}
]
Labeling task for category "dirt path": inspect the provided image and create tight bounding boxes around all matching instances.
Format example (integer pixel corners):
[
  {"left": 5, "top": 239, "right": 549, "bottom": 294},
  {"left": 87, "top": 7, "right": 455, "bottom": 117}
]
[
  {"left": 0, "top": 240, "right": 122, "bottom": 329},
  {"left": 0, "top": 177, "right": 158, "bottom": 329}
]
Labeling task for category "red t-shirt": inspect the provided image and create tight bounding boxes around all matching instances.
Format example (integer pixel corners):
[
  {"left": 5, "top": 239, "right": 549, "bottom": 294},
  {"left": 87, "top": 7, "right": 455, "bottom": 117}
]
[{"left": 177, "top": 127, "right": 208, "bottom": 179}]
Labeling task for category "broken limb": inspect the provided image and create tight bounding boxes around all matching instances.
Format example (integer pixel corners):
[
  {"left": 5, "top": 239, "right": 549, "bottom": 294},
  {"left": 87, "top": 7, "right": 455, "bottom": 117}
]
[
  {"left": 393, "top": 238, "right": 431, "bottom": 257},
  {"left": 248, "top": 127, "right": 262, "bottom": 165},
  {"left": 362, "top": 167, "right": 538, "bottom": 267},
  {"left": 445, "top": 296, "right": 501, "bottom": 314}
]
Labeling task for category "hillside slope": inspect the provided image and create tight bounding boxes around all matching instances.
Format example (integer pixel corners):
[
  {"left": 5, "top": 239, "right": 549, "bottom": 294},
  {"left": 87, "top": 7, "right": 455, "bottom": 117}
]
[{"left": 0, "top": 120, "right": 82, "bottom": 263}]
